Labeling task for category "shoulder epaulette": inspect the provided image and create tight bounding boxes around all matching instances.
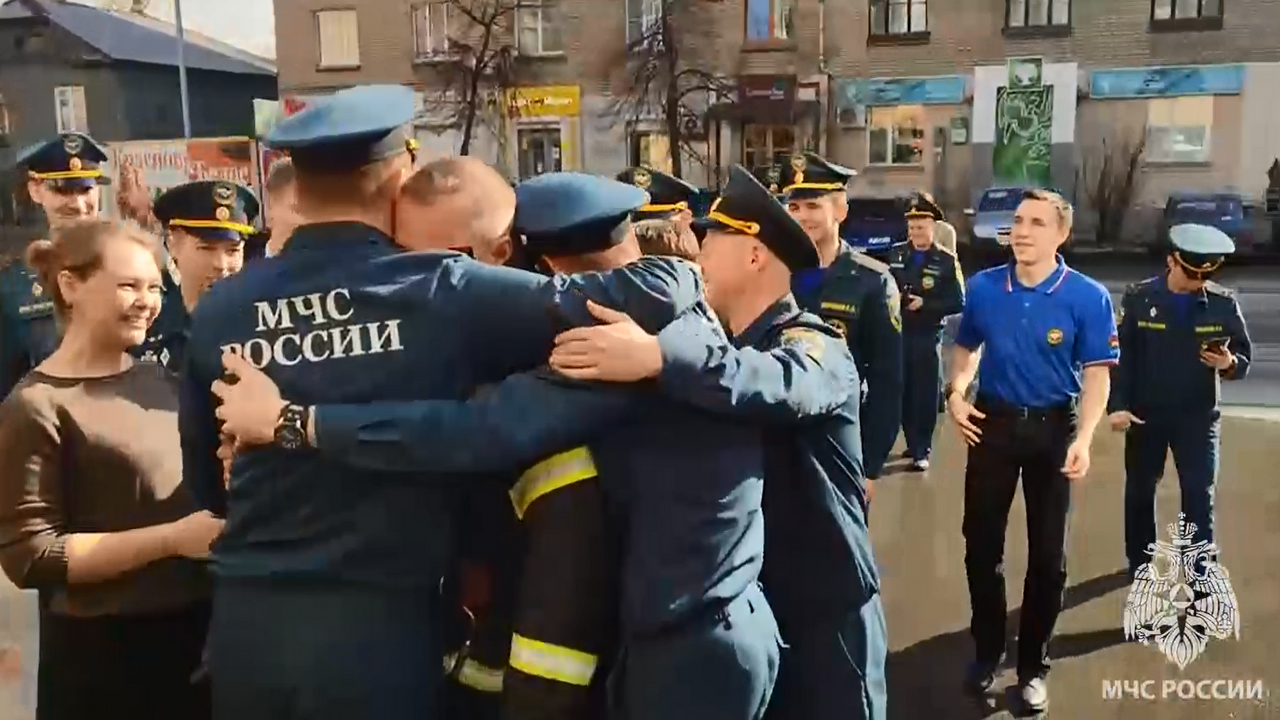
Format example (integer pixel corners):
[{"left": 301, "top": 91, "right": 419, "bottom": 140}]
[
  {"left": 848, "top": 250, "right": 891, "bottom": 275},
  {"left": 1203, "top": 280, "right": 1235, "bottom": 298},
  {"left": 1124, "top": 276, "right": 1161, "bottom": 296}
]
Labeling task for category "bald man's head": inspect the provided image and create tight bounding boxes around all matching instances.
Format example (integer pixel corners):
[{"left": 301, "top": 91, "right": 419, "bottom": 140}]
[{"left": 396, "top": 157, "right": 516, "bottom": 264}]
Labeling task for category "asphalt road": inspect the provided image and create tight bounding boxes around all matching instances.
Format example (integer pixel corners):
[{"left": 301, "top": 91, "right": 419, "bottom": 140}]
[{"left": 1079, "top": 263, "right": 1280, "bottom": 408}]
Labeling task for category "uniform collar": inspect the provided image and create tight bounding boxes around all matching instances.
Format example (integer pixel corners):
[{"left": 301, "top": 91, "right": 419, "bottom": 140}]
[
  {"left": 735, "top": 294, "right": 800, "bottom": 349},
  {"left": 1005, "top": 254, "right": 1069, "bottom": 294},
  {"left": 282, "top": 222, "right": 398, "bottom": 255},
  {"left": 1160, "top": 272, "right": 1209, "bottom": 306}
]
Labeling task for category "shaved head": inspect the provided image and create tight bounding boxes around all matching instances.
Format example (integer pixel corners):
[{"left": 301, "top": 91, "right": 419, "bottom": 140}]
[{"left": 396, "top": 157, "right": 515, "bottom": 259}]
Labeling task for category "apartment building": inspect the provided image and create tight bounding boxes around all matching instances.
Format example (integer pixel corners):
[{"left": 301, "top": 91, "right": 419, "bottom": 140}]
[{"left": 275, "top": 0, "right": 1280, "bottom": 213}]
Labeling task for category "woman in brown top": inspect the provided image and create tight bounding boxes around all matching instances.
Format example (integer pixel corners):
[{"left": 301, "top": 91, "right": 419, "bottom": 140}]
[{"left": 0, "top": 218, "right": 224, "bottom": 720}]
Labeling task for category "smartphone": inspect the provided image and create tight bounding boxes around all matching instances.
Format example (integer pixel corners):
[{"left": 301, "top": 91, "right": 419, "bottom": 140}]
[{"left": 1201, "top": 337, "right": 1230, "bottom": 354}]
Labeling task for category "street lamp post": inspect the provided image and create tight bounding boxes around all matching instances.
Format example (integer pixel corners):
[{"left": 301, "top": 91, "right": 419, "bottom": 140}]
[{"left": 174, "top": 0, "right": 191, "bottom": 138}]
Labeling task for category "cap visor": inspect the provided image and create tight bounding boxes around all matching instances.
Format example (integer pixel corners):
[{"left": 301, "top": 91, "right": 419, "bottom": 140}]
[
  {"left": 51, "top": 177, "right": 100, "bottom": 190},
  {"left": 184, "top": 226, "right": 247, "bottom": 243},
  {"left": 634, "top": 208, "right": 678, "bottom": 222},
  {"left": 783, "top": 187, "right": 830, "bottom": 201},
  {"left": 692, "top": 217, "right": 728, "bottom": 234}
]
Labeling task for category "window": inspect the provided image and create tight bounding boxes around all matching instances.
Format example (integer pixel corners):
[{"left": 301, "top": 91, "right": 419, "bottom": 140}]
[
  {"left": 745, "top": 0, "right": 795, "bottom": 41},
  {"left": 1152, "top": 0, "right": 1221, "bottom": 21},
  {"left": 517, "top": 127, "right": 563, "bottom": 178},
  {"left": 868, "top": 105, "right": 924, "bottom": 165},
  {"left": 869, "top": 0, "right": 927, "bottom": 36},
  {"left": 629, "top": 130, "right": 672, "bottom": 173},
  {"left": 517, "top": 0, "right": 564, "bottom": 55},
  {"left": 626, "top": 0, "right": 662, "bottom": 45},
  {"left": 1007, "top": 0, "right": 1069, "bottom": 27},
  {"left": 742, "top": 124, "right": 797, "bottom": 170},
  {"left": 1146, "top": 96, "right": 1213, "bottom": 163},
  {"left": 0, "top": 93, "right": 9, "bottom": 136},
  {"left": 412, "top": 2, "right": 452, "bottom": 58},
  {"left": 315, "top": 9, "right": 360, "bottom": 69},
  {"left": 54, "top": 86, "right": 88, "bottom": 134}
]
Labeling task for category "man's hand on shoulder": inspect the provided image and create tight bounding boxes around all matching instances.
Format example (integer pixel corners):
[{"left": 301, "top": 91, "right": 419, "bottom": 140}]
[{"left": 550, "top": 300, "right": 663, "bottom": 382}]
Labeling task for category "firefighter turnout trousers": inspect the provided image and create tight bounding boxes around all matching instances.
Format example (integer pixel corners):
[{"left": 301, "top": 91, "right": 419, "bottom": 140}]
[{"left": 504, "top": 446, "right": 620, "bottom": 720}]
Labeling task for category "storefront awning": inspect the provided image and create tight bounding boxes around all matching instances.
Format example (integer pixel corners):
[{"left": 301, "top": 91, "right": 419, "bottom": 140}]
[{"left": 705, "top": 100, "right": 823, "bottom": 125}]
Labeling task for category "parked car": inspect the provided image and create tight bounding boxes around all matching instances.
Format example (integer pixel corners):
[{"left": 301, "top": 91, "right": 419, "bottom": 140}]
[
  {"left": 961, "top": 186, "right": 1030, "bottom": 271},
  {"left": 1155, "top": 192, "right": 1248, "bottom": 254},
  {"left": 840, "top": 195, "right": 910, "bottom": 259}
]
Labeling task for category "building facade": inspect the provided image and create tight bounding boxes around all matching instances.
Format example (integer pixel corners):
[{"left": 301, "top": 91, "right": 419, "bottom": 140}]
[
  {"left": 275, "top": 0, "right": 1280, "bottom": 239},
  {"left": 0, "top": 0, "right": 278, "bottom": 226}
]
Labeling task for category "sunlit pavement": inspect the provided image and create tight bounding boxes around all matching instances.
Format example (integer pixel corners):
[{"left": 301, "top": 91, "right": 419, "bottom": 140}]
[{"left": 873, "top": 413, "right": 1280, "bottom": 719}]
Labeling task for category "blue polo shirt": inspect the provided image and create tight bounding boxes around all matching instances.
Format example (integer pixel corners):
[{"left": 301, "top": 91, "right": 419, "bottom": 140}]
[{"left": 955, "top": 256, "right": 1119, "bottom": 408}]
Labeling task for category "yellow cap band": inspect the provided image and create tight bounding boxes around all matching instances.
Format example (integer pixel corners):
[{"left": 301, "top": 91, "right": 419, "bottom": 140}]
[
  {"left": 29, "top": 169, "right": 103, "bottom": 180},
  {"left": 1173, "top": 251, "right": 1223, "bottom": 274},
  {"left": 169, "top": 219, "right": 255, "bottom": 236},
  {"left": 783, "top": 182, "right": 845, "bottom": 193},
  {"left": 640, "top": 201, "right": 688, "bottom": 213},
  {"left": 706, "top": 199, "right": 760, "bottom": 236}
]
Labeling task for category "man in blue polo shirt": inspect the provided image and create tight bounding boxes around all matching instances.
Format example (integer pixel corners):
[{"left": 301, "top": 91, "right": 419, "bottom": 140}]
[{"left": 944, "top": 188, "right": 1118, "bottom": 715}]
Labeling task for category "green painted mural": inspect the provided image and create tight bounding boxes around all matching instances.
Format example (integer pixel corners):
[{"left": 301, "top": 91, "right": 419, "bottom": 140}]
[{"left": 993, "top": 86, "right": 1053, "bottom": 187}]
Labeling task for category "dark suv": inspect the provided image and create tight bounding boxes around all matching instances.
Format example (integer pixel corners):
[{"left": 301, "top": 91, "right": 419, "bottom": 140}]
[
  {"left": 840, "top": 195, "right": 910, "bottom": 259},
  {"left": 1155, "top": 192, "right": 1248, "bottom": 254}
]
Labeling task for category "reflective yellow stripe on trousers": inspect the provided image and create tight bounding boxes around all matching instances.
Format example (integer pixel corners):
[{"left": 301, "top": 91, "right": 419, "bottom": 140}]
[
  {"left": 508, "top": 446, "right": 598, "bottom": 520},
  {"left": 508, "top": 633, "right": 599, "bottom": 687},
  {"left": 442, "top": 653, "right": 505, "bottom": 693}
]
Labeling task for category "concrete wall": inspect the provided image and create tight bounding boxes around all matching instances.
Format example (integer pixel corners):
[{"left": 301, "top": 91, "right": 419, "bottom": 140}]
[{"left": 1238, "top": 63, "right": 1280, "bottom": 201}]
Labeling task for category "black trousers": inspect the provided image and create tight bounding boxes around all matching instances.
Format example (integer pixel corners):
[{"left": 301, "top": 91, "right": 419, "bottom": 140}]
[
  {"left": 209, "top": 581, "right": 441, "bottom": 720},
  {"left": 37, "top": 601, "right": 211, "bottom": 720},
  {"left": 962, "top": 395, "right": 1075, "bottom": 681}
]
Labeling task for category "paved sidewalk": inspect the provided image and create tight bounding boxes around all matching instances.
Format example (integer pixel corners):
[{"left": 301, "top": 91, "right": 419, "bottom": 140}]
[{"left": 875, "top": 418, "right": 1280, "bottom": 719}]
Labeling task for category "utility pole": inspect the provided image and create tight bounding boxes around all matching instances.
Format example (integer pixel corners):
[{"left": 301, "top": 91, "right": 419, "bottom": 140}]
[{"left": 174, "top": 0, "right": 191, "bottom": 138}]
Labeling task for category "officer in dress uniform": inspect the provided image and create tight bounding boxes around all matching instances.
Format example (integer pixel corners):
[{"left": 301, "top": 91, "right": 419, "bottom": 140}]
[
  {"left": 617, "top": 166, "right": 700, "bottom": 249},
  {"left": 886, "top": 193, "right": 964, "bottom": 471},
  {"left": 666, "top": 164, "right": 885, "bottom": 720},
  {"left": 749, "top": 165, "right": 785, "bottom": 201},
  {"left": 133, "top": 180, "right": 259, "bottom": 372},
  {"left": 179, "top": 85, "right": 660, "bottom": 720},
  {"left": 1108, "top": 223, "right": 1252, "bottom": 579},
  {"left": 781, "top": 152, "right": 904, "bottom": 491},
  {"left": 1, "top": 133, "right": 108, "bottom": 396}
]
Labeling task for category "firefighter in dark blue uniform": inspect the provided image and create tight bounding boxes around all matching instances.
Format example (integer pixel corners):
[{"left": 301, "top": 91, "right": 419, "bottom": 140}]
[
  {"left": 886, "top": 193, "right": 964, "bottom": 471},
  {"left": 1109, "top": 223, "right": 1252, "bottom": 578},
  {"left": 1, "top": 133, "right": 110, "bottom": 396},
  {"left": 181, "top": 85, "right": 673, "bottom": 720},
  {"left": 618, "top": 166, "right": 701, "bottom": 249},
  {"left": 133, "top": 180, "right": 259, "bottom": 373},
  {"left": 668, "top": 165, "right": 885, "bottom": 720},
  {"left": 780, "top": 152, "right": 903, "bottom": 492}
]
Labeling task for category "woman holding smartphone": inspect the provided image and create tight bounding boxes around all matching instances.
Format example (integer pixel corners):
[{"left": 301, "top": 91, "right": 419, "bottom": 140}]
[{"left": 0, "top": 218, "right": 223, "bottom": 720}]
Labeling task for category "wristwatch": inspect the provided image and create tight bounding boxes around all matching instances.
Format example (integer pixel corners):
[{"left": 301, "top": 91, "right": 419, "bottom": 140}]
[{"left": 274, "top": 403, "right": 308, "bottom": 450}]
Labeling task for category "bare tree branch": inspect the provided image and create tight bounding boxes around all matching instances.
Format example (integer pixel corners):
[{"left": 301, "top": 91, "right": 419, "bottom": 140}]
[
  {"left": 421, "top": 0, "right": 527, "bottom": 159},
  {"left": 1076, "top": 132, "right": 1147, "bottom": 247},
  {"left": 603, "top": 0, "right": 722, "bottom": 179}
]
